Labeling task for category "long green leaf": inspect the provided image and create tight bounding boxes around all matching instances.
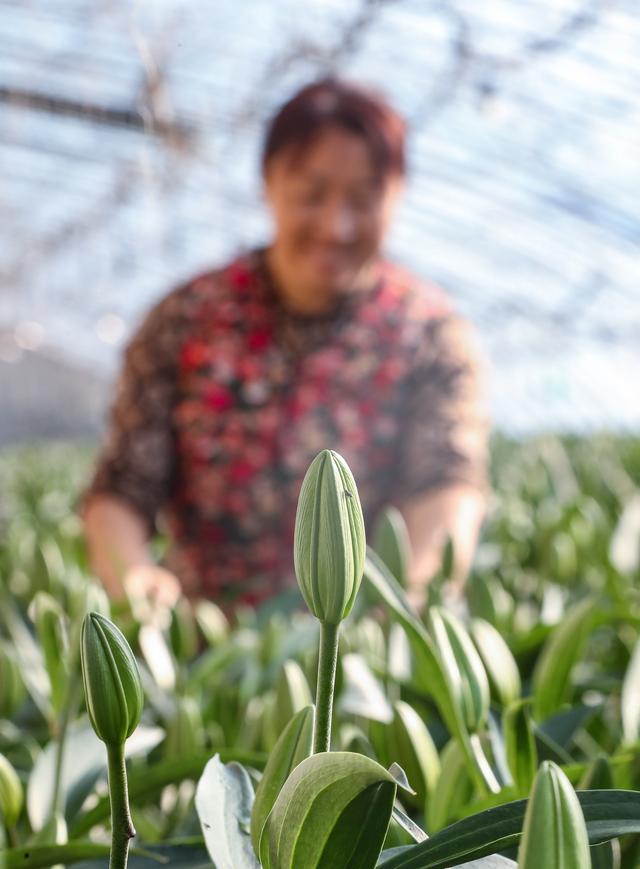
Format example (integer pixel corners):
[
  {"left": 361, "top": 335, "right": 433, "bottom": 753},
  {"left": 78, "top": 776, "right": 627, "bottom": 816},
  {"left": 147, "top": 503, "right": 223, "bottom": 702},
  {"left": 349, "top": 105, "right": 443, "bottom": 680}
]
[
  {"left": 2, "top": 839, "right": 211, "bottom": 869},
  {"left": 503, "top": 700, "right": 537, "bottom": 797},
  {"left": 532, "top": 597, "right": 597, "bottom": 721},
  {"left": 0, "top": 598, "right": 51, "bottom": 717},
  {"left": 621, "top": 637, "right": 640, "bottom": 744},
  {"left": 319, "top": 781, "right": 396, "bottom": 868},
  {"left": 371, "top": 506, "right": 411, "bottom": 588},
  {"left": 376, "top": 789, "right": 640, "bottom": 868},
  {"left": 2, "top": 841, "right": 112, "bottom": 868},
  {"left": 251, "top": 706, "right": 314, "bottom": 854},
  {"left": 364, "top": 550, "right": 491, "bottom": 795},
  {"left": 536, "top": 703, "right": 600, "bottom": 749},
  {"left": 263, "top": 751, "right": 396, "bottom": 869},
  {"left": 195, "top": 756, "right": 259, "bottom": 869}
]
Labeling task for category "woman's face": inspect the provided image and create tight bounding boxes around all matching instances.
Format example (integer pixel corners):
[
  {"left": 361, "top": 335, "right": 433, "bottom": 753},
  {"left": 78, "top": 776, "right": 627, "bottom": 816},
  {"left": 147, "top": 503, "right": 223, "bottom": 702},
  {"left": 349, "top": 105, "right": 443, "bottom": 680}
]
[{"left": 264, "top": 126, "right": 403, "bottom": 310}]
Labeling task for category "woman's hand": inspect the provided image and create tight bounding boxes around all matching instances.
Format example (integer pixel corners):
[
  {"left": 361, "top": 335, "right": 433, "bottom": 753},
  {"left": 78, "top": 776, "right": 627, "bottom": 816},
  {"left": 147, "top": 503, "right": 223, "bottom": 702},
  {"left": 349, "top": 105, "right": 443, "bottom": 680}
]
[
  {"left": 83, "top": 495, "right": 183, "bottom": 622},
  {"left": 123, "top": 564, "right": 181, "bottom": 627},
  {"left": 400, "top": 484, "right": 486, "bottom": 610}
]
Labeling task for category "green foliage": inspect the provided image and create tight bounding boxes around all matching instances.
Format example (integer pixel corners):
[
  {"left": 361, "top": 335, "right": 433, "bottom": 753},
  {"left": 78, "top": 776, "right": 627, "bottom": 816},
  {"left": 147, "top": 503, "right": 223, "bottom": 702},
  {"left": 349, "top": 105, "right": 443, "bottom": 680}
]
[
  {"left": 427, "top": 607, "right": 490, "bottom": 735},
  {"left": 2, "top": 434, "right": 640, "bottom": 867},
  {"left": 195, "top": 755, "right": 259, "bottom": 869},
  {"left": 372, "top": 506, "right": 411, "bottom": 589},
  {"left": 469, "top": 619, "right": 521, "bottom": 709},
  {"left": 371, "top": 700, "right": 440, "bottom": 812},
  {"left": 0, "top": 752, "right": 23, "bottom": 829},
  {"left": 503, "top": 700, "right": 537, "bottom": 798},
  {"left": 377, "top": 789, "right": 640, "bottom": 868},
  {"left": 261, "top": 752, "right": 396, "bottom": 868},
  {"left": 250, "top": 706, "right": 314, "bottom": 854}
]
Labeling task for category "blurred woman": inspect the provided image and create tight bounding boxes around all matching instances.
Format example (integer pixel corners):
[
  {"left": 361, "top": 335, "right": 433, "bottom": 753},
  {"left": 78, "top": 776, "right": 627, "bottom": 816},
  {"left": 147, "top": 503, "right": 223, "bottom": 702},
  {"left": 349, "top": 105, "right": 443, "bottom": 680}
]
[{"left": 82, "top": 78, "right": 488, "bottom": 614}]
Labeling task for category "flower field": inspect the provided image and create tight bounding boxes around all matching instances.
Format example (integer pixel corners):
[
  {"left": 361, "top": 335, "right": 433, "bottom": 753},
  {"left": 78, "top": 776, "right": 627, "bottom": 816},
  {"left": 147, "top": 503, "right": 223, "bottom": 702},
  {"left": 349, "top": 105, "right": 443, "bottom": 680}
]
[{"left": 1, "top": 435, "right": 640, "bottom": 868}]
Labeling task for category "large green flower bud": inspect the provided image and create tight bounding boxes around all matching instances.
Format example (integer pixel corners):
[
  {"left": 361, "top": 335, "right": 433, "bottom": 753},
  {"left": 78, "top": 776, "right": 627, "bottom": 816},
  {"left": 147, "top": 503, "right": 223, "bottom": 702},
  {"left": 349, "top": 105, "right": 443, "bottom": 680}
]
[
  {"left": 294, "top": 450, "right": 366, "bottom": 625},
  {"left": 80, "top": 612, "right": 143, "bottom": 747},
  {"left": 517, "top": 760, "right": 591, "bottom": 869}
]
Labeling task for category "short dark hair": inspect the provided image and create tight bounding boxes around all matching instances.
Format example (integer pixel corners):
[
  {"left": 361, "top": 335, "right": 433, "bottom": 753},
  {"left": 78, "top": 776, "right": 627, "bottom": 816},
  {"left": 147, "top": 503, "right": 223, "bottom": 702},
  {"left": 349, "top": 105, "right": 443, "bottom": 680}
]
[{"left": 261, "top": 78, "right": 406, "bottom": 182}]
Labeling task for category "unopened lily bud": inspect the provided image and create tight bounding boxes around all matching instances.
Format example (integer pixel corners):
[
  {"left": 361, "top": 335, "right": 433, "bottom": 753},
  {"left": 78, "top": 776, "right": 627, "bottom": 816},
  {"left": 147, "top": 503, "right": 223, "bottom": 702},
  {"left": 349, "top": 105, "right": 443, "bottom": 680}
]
[
  {"left": 80, "top": 612, "right": 143, "bottom": 747},
  {"left": 30, "top": 591, "right": 70, "bottom": 715},
  {"left": 0, "top": 752, "right": 23, "bottom": 828},
  {"left": 372, "top": 506, "right": 410, "bottom": 588},
  {"left": 517, "top": 760, "right": 591, "bottom": 869},
  {"left": 0, "top": 641, "right": 26, "bottom": 719},
  {"left": 294, "top": 450, "right": 366, "bottom": 625}
]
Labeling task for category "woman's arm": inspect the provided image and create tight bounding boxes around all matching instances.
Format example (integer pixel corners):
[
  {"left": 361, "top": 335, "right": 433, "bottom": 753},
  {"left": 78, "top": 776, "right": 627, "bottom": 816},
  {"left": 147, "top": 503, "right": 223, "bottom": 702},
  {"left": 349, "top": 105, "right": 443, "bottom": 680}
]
[
  {"left": 399, "top": 483, "right": 486, "bottom": 609},
  {"left": 80, "top": 285, "right": 193, "bottom": 607},
  {"left": 82, "top": 494, "right": 180, "bottom": 608},
  {"left": 395, "top": 312, "right": 490, "bottom": 609}
]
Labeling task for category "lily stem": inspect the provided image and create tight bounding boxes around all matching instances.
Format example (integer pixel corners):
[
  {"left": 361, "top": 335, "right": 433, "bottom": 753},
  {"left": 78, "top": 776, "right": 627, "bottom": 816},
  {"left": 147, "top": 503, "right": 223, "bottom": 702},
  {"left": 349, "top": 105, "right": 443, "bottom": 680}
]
[
  {"left": 313, "top": 621, "right": 340, "bottom": 753},
  {"left": 106, "top": 742, "right": 135, "bottom": 869}
]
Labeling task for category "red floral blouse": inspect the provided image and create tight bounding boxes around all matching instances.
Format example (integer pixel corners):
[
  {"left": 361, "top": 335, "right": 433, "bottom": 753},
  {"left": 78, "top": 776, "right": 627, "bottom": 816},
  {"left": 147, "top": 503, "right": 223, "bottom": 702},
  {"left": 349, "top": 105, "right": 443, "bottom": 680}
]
[{"left": 86, "top": 249, "right": 488, "bottom": 607}]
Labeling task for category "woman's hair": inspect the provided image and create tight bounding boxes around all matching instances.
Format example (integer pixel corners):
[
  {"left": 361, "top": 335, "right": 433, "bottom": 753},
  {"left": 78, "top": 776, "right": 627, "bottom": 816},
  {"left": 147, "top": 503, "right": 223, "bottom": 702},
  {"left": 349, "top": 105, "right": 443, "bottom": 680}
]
[{"left": 261, "top": 78, "right": 406, "bottom": 181}]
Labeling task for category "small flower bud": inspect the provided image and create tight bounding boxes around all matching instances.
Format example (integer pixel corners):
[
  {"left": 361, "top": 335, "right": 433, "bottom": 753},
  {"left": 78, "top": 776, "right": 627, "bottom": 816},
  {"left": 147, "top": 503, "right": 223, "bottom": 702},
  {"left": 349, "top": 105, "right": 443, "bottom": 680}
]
[
  {"left": 0, "top": 641, "right": 26, "bottom": 719},
  {"left": 0, "top": 752, "right": 23, "bottom": 829},
  {"left": 294, "top": 450, "right": 366, "bottom": 625},
  {"left": 80, "top": 612, "right": 143, "bottom": 747}
]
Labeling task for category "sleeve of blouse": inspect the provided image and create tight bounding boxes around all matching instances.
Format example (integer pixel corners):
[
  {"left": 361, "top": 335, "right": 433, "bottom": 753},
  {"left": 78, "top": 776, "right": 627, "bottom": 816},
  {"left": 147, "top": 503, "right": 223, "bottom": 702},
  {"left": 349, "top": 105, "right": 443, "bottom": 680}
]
[
  {"left": 396, "top": 314, "right": 490, "bottom": 501},
  {"left": 82, "top": 289, "right": 188, "bottom": 533}
]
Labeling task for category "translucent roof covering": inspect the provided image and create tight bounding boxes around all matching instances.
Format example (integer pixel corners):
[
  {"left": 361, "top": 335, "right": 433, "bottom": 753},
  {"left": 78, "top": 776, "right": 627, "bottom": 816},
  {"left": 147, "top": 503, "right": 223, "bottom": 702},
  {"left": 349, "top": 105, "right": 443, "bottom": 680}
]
[{"left": 1, "top": 0, "right": 639, "bottom": 433}]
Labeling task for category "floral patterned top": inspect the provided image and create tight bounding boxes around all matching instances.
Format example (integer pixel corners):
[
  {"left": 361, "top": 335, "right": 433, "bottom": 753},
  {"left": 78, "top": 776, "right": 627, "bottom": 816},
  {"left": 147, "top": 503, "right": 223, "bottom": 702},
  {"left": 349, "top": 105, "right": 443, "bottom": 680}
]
[{"left": 86, "top": 249, "right": 488, "bottom": 607}]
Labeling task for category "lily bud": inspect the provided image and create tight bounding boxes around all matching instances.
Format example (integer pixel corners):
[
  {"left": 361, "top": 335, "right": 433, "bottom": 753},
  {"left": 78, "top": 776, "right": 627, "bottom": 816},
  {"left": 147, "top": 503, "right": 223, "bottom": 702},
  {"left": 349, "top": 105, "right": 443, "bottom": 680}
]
[
  {"left": 0, "top": 641, "right": 26, "bottom": 719},
  {"left": 294, "top": 450, "right": 366, "bottom": 625},
  {"left": 0, "top": 752, "right": 23, "bottom": 828},
  {"left": 517, "top": 760, "right": 591, "bottom": 869},
  {"left": 372, "top": 505, "right": 410, "bottom": 588},
  {"left": 80, "top": 612, "right": 143, "bottom": 747}
]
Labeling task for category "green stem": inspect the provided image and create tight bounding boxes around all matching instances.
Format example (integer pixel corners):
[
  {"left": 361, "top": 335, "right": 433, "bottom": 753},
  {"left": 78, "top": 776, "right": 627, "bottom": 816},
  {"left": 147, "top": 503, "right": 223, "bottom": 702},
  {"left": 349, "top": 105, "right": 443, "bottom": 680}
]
[
  {"left": 106, "top": 743, "right": 135, "bottom": 869},
  {"left": 313, "top": 621, "right": 340, "bottom": 754},
  {"left": 50, "top": 681, "right": 81, "bottom": 816}
]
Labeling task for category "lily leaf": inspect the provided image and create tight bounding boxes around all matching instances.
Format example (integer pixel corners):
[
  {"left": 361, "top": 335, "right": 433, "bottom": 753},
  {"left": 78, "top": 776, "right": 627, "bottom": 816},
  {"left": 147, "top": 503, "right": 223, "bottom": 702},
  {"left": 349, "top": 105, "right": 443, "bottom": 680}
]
[
  {"left": 364, "top": 550, "right": 490, "bottom": 795},
  {"left": 251, "top": 705, "right": 314, "bottom": 854},
  {"left": 375, "top": 789, "right": 640, "bottom": 868},
  {"left": 263, "top": 751, "right": 396, "bottom": 868},
  {"left": 621, "top": 637, "right": 640, "bottom": 745},
  {"left": 195, "top": 754, "right": 259, "bottom": 869},
  {"left": 532, "top": 597, "right": 597, "bottom": 721},
  {"left": 2, "top": 839, "right": 212, "bottom": 868}
]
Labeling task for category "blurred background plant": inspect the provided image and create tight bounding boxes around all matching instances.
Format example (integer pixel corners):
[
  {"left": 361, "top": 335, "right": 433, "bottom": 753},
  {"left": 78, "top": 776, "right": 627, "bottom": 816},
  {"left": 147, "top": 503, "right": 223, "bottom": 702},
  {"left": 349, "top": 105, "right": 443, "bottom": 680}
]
[
  {"left": 2, "top": 1, "right": 640, "bottom": 865},
  {"left": 1, "top": 432, "right": 640, "bottom": 865}
]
